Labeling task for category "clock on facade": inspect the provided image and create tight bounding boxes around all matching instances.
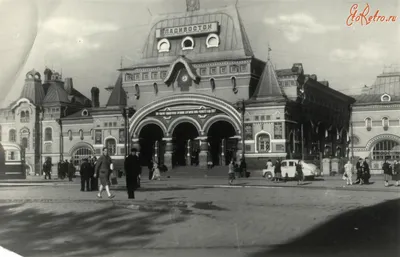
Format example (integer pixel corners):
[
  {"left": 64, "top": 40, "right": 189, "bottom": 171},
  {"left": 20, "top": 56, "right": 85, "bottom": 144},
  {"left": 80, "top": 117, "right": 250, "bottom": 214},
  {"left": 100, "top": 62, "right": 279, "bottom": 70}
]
[{"left": 181, "top": 75, "right": 188, "bottom": 82}]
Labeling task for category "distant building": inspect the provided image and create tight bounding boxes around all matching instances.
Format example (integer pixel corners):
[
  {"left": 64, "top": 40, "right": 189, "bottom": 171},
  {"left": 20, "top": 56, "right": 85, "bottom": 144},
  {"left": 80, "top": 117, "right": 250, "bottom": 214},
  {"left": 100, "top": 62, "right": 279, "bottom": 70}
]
[{"left": 351, "top": 66, "right": 400, "bottom": 173}]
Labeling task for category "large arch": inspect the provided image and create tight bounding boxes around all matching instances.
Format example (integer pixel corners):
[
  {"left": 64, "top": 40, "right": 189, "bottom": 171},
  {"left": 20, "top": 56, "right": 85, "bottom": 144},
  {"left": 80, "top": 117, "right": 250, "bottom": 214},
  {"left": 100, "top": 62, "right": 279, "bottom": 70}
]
[
  {"left": 138, "top": 123, "right": 165, "bottom": 166},
  {"left": 167, "top": 116, "right": 202, "bottom": 135},
  {"left": 136, "top": 117, "right": 168, "bottom": 136},
  {"left": 207, "top": 120, "right": 237, "bottom": 165},
  {"left": 203, "top": 114, "right": 241, "bottom": 135},
  {"left": 172, "top": 122, "right": 199, "bottom": 166},
  {"left": 129, "top": 93, "right": 242, "bottom": 138},
  {"left": 365, "top": 134, "right": 400, "bottom": 151},
  {"left": 68, "top": 142, "right": 95, "bottom": 157}
]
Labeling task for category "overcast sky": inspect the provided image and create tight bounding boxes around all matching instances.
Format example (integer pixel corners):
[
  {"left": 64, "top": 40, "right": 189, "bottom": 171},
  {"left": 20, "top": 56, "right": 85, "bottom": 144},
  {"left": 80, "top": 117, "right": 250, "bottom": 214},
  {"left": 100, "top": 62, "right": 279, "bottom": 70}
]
[{"left": 0, "top": 0, "right": 399, "bottom": 107}]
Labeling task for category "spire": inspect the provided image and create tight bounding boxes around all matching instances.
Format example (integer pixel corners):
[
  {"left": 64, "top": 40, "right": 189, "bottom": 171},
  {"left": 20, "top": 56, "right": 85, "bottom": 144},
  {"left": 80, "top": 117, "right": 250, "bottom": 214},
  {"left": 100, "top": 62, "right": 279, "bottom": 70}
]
[
  {"left": 267, "top": 44, "right": 272, "bottom": 61},
  {"left": 106, "top": 73, "right": 127, "bottom": 107},
  {"left": 251, "top": 59, "right": 285, "bottom": 101},
  {"left": 235, "top": 5, "right": 254, "bottom": 57}
]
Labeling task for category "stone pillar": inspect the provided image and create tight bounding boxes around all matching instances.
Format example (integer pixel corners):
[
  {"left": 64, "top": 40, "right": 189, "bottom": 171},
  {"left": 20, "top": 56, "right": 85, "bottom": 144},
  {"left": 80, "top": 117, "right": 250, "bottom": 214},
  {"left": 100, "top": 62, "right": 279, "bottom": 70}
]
[
  {"left": 197, "top": 137, "right": 208, "bottom": 169},
  {"left": 236, "top": 137, "right": 242, "bottom": 162},
  {"left": 221, "top": 139, "right": 225, "bottom": 166},
  {"left": 131, "top": 138, "right": 140, "bottom": 155},
  {"left": 186, "top": 139, "right": 191, "bottom": 166},
  {"left": 163, "top": 137, "right": 173, "bottom": 171}
]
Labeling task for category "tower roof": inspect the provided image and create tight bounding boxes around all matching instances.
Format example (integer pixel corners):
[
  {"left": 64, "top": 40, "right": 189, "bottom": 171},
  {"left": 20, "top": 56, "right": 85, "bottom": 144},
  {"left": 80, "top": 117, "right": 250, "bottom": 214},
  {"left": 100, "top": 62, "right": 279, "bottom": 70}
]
[
  {"left": 43, "top": 83, "right": 70, "bottom": 104},
  {"left": 106, "top": 74, "right": 127, "bottom": 107},
  {"left": 20, "top": 69, "right": 45, "bottom": 105},
  {"left": 250, "top": 59, "right": 286, "bottom": 102}
]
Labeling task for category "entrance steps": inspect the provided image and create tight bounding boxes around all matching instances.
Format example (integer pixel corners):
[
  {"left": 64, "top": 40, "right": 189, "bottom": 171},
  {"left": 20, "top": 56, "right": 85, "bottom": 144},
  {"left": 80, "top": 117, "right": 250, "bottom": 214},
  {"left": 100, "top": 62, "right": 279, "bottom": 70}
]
[{"left": 143, "top": 165, "right": 230, "bottom": 178}]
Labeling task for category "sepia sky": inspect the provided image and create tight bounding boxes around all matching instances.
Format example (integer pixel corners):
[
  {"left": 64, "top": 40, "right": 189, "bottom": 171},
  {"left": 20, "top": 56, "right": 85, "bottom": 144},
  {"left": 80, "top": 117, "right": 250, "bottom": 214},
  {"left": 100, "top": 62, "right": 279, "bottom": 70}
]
[{"left": 0, "top": 0, "right": 399, "bottom": 107}]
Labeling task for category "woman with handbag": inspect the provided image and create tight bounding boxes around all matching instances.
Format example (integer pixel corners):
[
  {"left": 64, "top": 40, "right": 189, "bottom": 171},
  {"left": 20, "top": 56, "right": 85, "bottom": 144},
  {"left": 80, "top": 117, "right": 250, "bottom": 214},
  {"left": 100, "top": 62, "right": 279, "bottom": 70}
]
[{"left": 94, "top": 147, "right": 115, "bottom": 199}]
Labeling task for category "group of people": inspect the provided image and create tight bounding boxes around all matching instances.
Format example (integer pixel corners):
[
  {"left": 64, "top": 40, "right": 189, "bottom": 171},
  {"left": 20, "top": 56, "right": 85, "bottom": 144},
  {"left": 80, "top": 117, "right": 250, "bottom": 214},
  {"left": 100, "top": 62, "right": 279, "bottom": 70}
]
[
  {"left": 57, "top": 159, "right": 77, "bottom": 181},
  {"left": 265, "top": 159, "right": 305, "bottom": 185},
  {"left": 78, "top": 157, "right": 98, "bottom": 192},
  {"left": 227, "top": 158, "right": 248, "bottom": 184},
  {"left": 382, "top": 159, "right": 400, "bottom": 187}
]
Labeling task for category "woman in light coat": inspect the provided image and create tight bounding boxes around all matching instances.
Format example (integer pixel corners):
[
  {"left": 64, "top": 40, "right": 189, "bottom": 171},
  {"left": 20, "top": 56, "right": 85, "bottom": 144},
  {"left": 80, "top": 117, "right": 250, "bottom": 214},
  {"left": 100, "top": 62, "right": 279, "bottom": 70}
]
[
  {"left": 343, "top": 160, "right": 353, "bottom": 185},
  {"left": 152, "top": 162, "right": 161, "bottom": 180}
]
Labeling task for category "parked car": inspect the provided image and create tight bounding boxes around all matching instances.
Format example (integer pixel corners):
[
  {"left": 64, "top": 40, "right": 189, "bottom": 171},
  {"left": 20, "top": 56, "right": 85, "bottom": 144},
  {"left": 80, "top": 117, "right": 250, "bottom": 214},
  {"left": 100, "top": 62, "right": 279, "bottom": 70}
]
[{"left": 262, "top": 159, "right": 321, "bottom": 180}]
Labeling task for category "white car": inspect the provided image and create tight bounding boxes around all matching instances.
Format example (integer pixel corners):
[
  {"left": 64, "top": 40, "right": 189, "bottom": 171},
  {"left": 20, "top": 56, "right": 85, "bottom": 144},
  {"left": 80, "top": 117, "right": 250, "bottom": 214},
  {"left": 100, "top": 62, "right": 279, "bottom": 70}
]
[{"left": 262, "top": 159, "right": 320, "bottom": 180}]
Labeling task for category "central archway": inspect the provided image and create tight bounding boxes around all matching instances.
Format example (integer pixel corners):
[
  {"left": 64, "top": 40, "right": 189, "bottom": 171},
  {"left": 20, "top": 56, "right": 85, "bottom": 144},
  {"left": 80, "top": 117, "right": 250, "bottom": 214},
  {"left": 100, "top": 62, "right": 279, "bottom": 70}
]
[
  {"left": 207, "top": 121, "right": 237, "bottom": 165},
  {"left": 172, "top": 122, "right": 199, "bottom": 167},
  {"left": 139, "top": 124, "right": 164, "bottom": 166}
]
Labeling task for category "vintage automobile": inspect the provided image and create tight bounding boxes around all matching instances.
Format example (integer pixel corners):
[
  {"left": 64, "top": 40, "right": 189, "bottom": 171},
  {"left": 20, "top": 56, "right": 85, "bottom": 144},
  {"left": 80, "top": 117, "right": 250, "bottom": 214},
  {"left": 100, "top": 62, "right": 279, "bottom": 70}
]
[{"left": 262, "top": 159, "right": 321, "bottom": 180}]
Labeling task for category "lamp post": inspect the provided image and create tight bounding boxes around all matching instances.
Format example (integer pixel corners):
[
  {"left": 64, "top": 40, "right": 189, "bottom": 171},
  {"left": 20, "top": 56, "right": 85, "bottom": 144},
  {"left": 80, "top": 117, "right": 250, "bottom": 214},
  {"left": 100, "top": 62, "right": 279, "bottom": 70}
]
[
  {"left": 236, "top": 99, "right": 246, "bottom": 161},
  {"left": 122, "top": 107, "right": 136, "bottom": 156}
]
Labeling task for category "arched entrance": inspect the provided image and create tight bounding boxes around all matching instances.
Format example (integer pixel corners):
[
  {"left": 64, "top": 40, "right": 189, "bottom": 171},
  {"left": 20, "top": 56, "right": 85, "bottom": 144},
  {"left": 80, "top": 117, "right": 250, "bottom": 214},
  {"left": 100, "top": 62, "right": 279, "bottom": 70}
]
[
  {"left": 139, "top": 124, "right": 164, "bottom": 166},
  {"left": 72, "top": 147, "right": 93, "bottom": 170},
  {"left": 172, "top": 122, "right": 199, "bottom": 166},
  {"left": 372, "top": 140, "right": 400, "bottom": 160},
  {"left": 207, "top": 121, "right": 236, "bottom": 165}
]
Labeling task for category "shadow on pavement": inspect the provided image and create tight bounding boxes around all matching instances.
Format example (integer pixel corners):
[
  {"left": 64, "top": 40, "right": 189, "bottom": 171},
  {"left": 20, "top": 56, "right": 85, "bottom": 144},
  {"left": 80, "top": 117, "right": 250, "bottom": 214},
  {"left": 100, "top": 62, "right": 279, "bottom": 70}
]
[
  {"left": 0, "top": 202, "right": 190, "bottom": 257},
  {"left": 250, "top": 198, "right": 400, "bottom": 257}
]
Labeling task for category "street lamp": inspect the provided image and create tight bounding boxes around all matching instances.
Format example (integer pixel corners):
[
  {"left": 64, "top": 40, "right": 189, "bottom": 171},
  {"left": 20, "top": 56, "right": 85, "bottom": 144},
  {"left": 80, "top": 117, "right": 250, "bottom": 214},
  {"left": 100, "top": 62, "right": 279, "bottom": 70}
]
[{"left": 122, "top": 107, "right": 136, "bottom": 157}]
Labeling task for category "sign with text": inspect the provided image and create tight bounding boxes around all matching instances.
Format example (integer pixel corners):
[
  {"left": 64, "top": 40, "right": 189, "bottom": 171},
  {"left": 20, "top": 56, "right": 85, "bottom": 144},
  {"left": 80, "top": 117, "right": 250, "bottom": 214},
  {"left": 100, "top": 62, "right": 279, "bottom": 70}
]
[
  {"left": 156, "top": 22, "right": 218, "bottom": 39},
  {"left": 155, "top": 108, "right": 216, "bottom": 116}
]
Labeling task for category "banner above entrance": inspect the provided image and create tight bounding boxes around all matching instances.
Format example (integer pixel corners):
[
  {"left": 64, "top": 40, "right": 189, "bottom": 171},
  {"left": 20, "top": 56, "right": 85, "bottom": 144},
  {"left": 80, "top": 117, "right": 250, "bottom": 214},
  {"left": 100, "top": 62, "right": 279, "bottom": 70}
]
[
  {"left": 155, "top": 22, "right": 219, "bottom": 39},
  {"left": 155, "top": 108, "right": 216, "bottom": 116}
]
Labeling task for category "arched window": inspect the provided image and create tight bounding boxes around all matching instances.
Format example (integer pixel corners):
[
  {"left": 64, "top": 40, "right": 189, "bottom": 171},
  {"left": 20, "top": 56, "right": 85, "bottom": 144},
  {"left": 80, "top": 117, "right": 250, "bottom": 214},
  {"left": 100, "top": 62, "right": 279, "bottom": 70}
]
[
  {"left": 365, "top": 117, "right": 372, "bottom": 131},
  {"left": 20, "top": 111, "right": 25, "bottom": 123},
  {"left": 45, "top": 127, "right": 52, "bottom": 141},
  {"left": 210, "top": 78, "right": 215, "bottom": 91},
  {"left": 157, "top": 38, "right": 171, "bottom": 53},
  {"left": 135, "top": 84, "right": 140, "bottom": 99},
  {"left": 105, "top": 138, "right": 116, "bottom": 156},
  {"left": 79, "top": 130, "right": 84, "bottom": 140},
  {"left": 181, "top": 36, "right": 194, "bottom": 50},
  {"left": 9, "top": 129, "right": 16, "bottom": 142},
  {"left": 206, "top": 33, "right": 220, "bottom": 48},
  {"left": 382, "top": 117, "right": 389, "bottom": 131},
  {"left": 153, "top": 83, "right": 158, "bottom": 95},
  {"left": 22, "top": 138, "right": 28, "bottom": 149},
  {"left": 68, "top": 130, "right": 73, "bottom": 141},
  {"left": 257, "top": 133, "right": 270, "bottom": 152},
  {"left": 372, "top": 140, "right": 400, "bottom": 160},
  {"left": 231, "top": 77, "right": 238, "bottom": 94},
  {"left": 25, "top": 111, "right": 30, "bottom": 122}
]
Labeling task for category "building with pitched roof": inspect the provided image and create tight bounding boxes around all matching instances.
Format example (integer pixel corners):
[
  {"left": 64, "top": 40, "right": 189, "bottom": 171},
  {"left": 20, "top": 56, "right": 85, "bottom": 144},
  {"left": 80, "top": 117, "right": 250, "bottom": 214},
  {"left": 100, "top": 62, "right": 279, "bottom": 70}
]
[
  {"left": 350, "top": 66, "right": 400, "bottom": 173},
  {"left": 121, "top": 0, "right": 355, "bottom": 170}
]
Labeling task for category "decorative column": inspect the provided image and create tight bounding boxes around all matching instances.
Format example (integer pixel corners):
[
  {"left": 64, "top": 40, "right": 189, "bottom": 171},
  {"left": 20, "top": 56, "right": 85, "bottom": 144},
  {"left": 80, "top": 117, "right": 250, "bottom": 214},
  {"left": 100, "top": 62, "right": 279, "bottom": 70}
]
[
  {"left": 221, "top": 139, "right": 225, "bottom": 166},
  {"left": 197, "top": 136, "right": 208, "bottom": 169},
  {"left": 236, "top": 137, "right": 242, "bottom": 162},
  {"left": 163, "top": 137, "right": 173, "bottom": 171},
  {"left": 154, "top": 140, "right": 159, "bottom": 163},
  {"left": 186, "top": 139, "right": 191, "bottom": 166},
  {"left": 131, "top": 138, "right": 140, "bottom": 156}
]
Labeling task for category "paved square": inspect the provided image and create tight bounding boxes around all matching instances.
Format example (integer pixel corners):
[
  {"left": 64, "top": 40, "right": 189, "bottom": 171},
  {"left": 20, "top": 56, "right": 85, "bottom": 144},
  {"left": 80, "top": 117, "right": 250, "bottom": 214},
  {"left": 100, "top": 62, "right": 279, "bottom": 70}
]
[{"left": 0, "top": 180, "right": 398, "bottom": 257}]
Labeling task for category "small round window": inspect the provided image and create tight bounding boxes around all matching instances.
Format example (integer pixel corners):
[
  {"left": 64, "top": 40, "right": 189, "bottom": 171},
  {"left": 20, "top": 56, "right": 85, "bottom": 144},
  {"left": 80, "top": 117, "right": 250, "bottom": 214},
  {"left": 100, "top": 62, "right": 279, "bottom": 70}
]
[
  {"left": 157, "top": 39, "right": 170, "bottom": 53},
  {"left": 206, "top": 33, "right": 220, "bottom": 48},
  {"left": 181, "top": 36, "right": 194, "bottom": 50}
]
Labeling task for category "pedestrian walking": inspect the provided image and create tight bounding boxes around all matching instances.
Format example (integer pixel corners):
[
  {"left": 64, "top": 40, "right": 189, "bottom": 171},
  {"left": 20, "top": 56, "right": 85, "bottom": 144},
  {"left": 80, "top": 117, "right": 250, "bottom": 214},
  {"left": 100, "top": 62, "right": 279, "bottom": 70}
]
[
  {"left": 240, "top": 158, "right": 248, "bottom": 178},
  {"left": 90, "top": 157, "right": 98, "bottom": 191},
  {"left": 124, "top": 148, "right": 141, "bottom": 199},
  {"left": 80, "top": 158, "right": 91, "bottom": 191},
  {"left": 382, "top": 158, "right": 391, "bottom": 187},
  {"left": 152, "top": 162, "right": 161, "bottom": 180},
  {"left": 61, "top": 160, "right": 68, "bottom": 180},
  {"left": 343, "top": 160, "right": 353, "bottom": 185},
  {"left": 362, "top": 158, "right": 371, "bottom": 184},
  {"left": 57, "top": 160, "right": 62, "bottom": 180},
  {"left": 228, "top": 160, "right": 235, "bottom": 185},
  {"left": 296, "top": 160, "right": 304, "bottom": 185},
  {"left": 274, "top": 159, "right": 282, "bottom": 182},
  {"left": 392, "top": 160, "right": 400, "bottom": 186},
  {"left": 148, "top": 159, "right": 154, "bottom": 180},
  {"left": 94, "top": 147, "right": 115, "bottom": 199},
  {"left": 43, "top": 158, "right": 52, "bottom": 180},
  {"left": 266, "top": 159, "right": 273, "bottom": 170},
  {"left": 355, "top": 158, "right": 364, "bottom": 184},
  {"left": 67, "top": 160, "right": 75, "bottom": 182}
]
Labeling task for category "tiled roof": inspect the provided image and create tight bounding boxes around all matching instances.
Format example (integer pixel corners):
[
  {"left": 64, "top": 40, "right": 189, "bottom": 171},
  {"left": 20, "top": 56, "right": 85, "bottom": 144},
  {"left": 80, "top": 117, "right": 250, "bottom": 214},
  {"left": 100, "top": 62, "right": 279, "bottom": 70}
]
[
  {"left": 352, "top": 94, "right": 400, "bottom": 104},
  {"left": 43, "top": 83, "right": 69, "bottom": 104},
  {"left": 106, "top": 74, "right": 127, "bottom": 107},
  {"left": 20, "top": 69, "right": 45, "bottom": 105},
  {"left": 134, "top": 5, "right": 253, "bottom": 67},
  {"left": 364, "top": 72, "right": 400, "bottom": 96},
  {"left": 250, "top": 59, "right": 286, "bottom": 102}
]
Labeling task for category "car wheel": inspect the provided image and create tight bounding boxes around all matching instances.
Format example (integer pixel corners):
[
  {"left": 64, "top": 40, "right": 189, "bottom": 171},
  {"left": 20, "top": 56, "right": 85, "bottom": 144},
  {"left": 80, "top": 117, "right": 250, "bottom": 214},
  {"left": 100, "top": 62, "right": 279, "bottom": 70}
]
[{"left": 264, "top": 172, "right": 273, "bottom": 180}]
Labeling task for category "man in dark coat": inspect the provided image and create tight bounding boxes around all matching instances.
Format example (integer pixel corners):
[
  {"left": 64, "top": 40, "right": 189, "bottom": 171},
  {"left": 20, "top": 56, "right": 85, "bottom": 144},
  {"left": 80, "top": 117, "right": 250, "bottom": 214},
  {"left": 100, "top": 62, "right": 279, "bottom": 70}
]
[
  {"left": 355, "top": 158, "right": 363, "bottom": 184},
  {"left": 362, "top": 157, "right": 371, "bottom": 184},
  {"left": 80, "top": 158, "right": 91, "bottom": 191},
  {"left": 124, "top": 148, "right": 141, "bottom": 199},
  {"left": 90, "top": 157, "right": 98, "bottom": 191},
  {"left": 382, "top": 158, "right": 391, "bottom": 187}
]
